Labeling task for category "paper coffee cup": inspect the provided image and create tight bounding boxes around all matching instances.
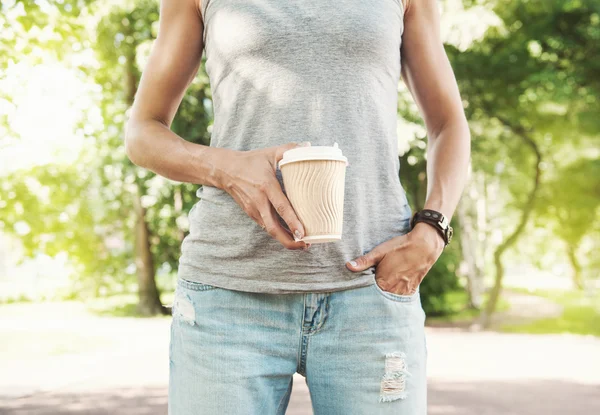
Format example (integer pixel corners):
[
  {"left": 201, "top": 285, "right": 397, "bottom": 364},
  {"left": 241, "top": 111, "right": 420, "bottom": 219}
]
[{"left": 278, "top": 143, "right": 349, "bottom": 243}]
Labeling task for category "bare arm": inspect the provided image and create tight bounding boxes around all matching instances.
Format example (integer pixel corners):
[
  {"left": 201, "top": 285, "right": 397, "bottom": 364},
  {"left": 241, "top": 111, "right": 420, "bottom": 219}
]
[
  {"left": 400, "top": 0, "right": 471, "bottom": 222},
  {"left": 346, "top": 0, "right": 471, "bottom": 293},
  {"left": 125, "top": 0, "right": 224, "bottom": 185},
  {"left": 125, "top": 0, "right": 308, "bottom": 249}
]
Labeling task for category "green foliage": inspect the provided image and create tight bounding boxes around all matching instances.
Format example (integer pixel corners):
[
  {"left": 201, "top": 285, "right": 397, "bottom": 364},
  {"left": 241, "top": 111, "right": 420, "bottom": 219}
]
[
  {"left": 448, "top": 0, "right": 600, "bottom": 302},
  {"left": 0, "top": 160, "right": 134, "bottom": 295},
  {"left": 1, "top": 0, "right": 212, "bottom": 299},
  {"left": 399, "top": 0, "right": 600, "bottom": 316},
  {"left": 93, "top": 0, "right": 212, "bottom": 282},
  {"left": 398, "top": 146, "right": 461, "bottom": 316},
  {"left": 535, "top": 158, "right": 600, "bottom": 244},
  {"left": 0, "top": 0, "right": 96, "bottom": 70},
  {"left": 419, "top": 229, "right": 462, "bottom": 316}
]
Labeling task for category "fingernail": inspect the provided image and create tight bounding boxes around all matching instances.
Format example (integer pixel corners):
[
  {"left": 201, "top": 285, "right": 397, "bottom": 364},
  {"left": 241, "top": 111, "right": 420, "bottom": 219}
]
[
  {"left": 298, "top": 141, "right": 311, "bottom": 147},
  {"left": 349, "top": 260, "right": 358, "bottom": 267},
  {"left": 294, "top": 230, "right": 303, "bottom": 240},
  {"left": 303, "top": 243, "right": 311, "bottom": 251}
]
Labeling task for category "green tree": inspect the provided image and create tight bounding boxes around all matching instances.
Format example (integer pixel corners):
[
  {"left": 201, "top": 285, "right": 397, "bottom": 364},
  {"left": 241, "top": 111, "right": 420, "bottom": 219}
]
[
  {"left": 93, "top": 0, "right": 211, "bottom": 314},
  {"left": 0, "top": 0, "right": 95, "bottom": 141},
  {"left": 535, "top": 158, "right": 600, "bottom": 289},
  {"left": 1, "top": 0, "right": 212, "bottom": 314},
  {"left": 0, "top": 0, "right": 93, "bottom": 69},
  {"left": 0, "top": 164, "right": 115, "bottom": 289},
  {"left": 449, "top": 0, "right": 600, "bottom": 325}
]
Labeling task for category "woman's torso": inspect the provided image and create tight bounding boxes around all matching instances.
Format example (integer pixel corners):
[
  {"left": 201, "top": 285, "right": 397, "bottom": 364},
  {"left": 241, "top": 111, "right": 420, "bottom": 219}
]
[{"left": 178, "top": 0, "right": 412, "bottom": 293}]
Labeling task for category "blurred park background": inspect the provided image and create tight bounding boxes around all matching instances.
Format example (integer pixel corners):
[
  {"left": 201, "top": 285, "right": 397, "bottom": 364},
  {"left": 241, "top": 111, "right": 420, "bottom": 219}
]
[{"left": 0, "top": 0, "right": 599, "bottom": 414}]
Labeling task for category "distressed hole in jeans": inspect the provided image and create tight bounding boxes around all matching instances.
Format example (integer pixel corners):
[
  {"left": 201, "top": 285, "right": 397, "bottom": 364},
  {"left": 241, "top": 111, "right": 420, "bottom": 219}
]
[
  {"left": 379, "top": 351, "right": 410, "bottom": 403},
  {"left": 173, "top": 292, "right": 195, "bottom": 326}
]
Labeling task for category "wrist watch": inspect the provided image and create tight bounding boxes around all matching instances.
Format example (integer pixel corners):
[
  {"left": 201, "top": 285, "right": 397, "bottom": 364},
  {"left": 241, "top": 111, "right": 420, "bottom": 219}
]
[{"left": 410, "top": 209, "right": 453, "bottom": 247}]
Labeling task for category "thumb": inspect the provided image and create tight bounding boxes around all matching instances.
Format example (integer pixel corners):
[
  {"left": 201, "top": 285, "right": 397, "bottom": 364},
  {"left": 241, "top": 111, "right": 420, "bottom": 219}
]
[
  {"left": 275, "top": 141, "right": 311, "bottom": 160},
  {"left": 346, "top": 249, "right": 382, "bottom": 272}
]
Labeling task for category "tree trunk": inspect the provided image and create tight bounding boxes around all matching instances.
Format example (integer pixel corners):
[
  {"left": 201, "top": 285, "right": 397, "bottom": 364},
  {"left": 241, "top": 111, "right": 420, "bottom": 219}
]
[
  {"left": 566, "top": 243, "right": 584, "bottom": 290},
  {"left": 481, "top": 121, "right": 542, "bottom": 328},
  {"left": 133, "top": 183, "right": 166, "bottom": 316},
  {"left": 457, "top": 169, "right": 485, "bottom": 309}
]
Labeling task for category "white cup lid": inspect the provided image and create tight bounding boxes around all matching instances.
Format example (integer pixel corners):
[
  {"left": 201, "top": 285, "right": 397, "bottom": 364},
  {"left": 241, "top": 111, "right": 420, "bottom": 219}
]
[{"left": 278, "top": 142, "right": 348, "bottom": 168}]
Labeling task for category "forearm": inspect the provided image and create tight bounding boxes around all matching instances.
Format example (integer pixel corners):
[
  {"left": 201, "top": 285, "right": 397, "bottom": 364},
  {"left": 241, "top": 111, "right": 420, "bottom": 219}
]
[
  {"left": 124, "top": 119, "right": 229, "bottom": 187},
  {"left": 422, "top": 119, "right": 471, "bottom": 221}
]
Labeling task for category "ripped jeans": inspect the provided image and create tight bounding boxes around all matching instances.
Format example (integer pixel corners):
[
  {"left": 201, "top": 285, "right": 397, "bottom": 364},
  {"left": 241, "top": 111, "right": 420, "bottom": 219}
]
[{"left": 168, "top": 275, "right": 427, "bottom": 414}]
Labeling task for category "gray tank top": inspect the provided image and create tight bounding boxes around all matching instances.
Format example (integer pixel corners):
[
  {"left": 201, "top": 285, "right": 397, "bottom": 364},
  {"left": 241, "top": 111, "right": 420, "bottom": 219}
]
[{"left": 178, "top": 0, "right": 412, "bottom": 293}]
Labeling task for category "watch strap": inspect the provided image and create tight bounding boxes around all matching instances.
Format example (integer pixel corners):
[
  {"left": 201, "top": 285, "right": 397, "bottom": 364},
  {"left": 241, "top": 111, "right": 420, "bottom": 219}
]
[{"left": 410, "top": 209, "right": 452, "bottom": 246}]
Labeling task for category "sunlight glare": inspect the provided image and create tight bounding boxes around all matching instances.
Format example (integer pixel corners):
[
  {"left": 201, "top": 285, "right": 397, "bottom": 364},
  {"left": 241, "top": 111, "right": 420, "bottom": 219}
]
[{"left": 0, "top": 62, "right": 102, "bottom": 175}]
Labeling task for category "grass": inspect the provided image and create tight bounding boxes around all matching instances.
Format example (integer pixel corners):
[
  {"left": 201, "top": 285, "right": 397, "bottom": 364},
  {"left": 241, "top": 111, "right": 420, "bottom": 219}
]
[
  {"left": 0, "top": 293, "right": 34, "bottom": 304},
  {"left": 426, "top": 290, "right": 510, "bottom": 325},
  {"left": 501, "top": 288, "right": 600, "bottom": 337},
  {"left": 0, "top": 292, "right": 176, "bottom": 319},
  {"left": 85, "top": 292, "right": 175, "bottom": 318},
  {"left": 426, "top": 288, "right": 600, "bottom": 337}
]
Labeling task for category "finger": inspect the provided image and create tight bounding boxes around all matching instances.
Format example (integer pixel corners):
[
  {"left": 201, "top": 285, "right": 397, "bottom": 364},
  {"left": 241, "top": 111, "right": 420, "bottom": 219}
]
[
  {"left": 264, "top": 180, "right": 305, "bottom": 240},
  {"left": 274, "top": 141, "right": 311, "bottom": 161},
  {"left": 375, "top": 274, "right": 393, "bottom": 292},
  {"left": 259, "top": 205, "right": 307, "bottom": 250},
  {"left": 346, "top": 248, "right": 384, "bottom": 272},
  {"left": 388, "top": 275, "right": 415, "bottom": 295},
  {"left": 346, "top": 237, "right": 403, "bottom": 272}
]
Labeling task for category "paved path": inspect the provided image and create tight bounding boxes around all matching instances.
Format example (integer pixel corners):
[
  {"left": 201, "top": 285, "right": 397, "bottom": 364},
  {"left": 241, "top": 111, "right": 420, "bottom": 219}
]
[{"left": 1, "top": 305, "right": 599, "bottom": 414}]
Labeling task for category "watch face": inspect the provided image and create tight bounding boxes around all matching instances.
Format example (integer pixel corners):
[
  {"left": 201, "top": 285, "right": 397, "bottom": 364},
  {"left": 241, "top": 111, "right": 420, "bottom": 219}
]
[{"left": 447, "top": 226, "right": 454, "bottom": 243}]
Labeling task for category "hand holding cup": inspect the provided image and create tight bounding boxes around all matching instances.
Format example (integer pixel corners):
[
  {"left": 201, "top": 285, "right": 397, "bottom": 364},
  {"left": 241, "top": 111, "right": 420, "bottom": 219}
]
[{"left": 216, "top": 142, "right": 312, "bottom": 250}]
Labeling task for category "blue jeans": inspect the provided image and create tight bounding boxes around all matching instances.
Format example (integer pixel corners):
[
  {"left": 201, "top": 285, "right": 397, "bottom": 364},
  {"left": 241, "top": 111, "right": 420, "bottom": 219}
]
[{"left": 168, "top": 275, "right": 427, "bottom": 414}]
